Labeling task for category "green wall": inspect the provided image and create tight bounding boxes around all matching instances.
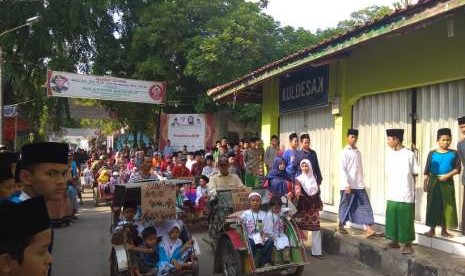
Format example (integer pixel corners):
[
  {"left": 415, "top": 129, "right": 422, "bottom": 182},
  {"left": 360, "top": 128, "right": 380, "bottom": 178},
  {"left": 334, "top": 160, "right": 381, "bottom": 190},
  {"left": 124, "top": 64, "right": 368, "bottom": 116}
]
[
  {"left": 261, "top": 11, "right": 465, "bottom": 147},
  {"left": 261, "top": 78, "right": 279, "bottom": 148}
]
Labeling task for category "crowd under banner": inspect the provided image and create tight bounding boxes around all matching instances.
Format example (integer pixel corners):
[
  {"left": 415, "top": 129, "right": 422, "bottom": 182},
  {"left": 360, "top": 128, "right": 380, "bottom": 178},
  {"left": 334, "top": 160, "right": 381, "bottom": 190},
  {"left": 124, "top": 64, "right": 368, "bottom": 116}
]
[{"left": 46, "top": 70, "right": 166, "bottom": 104}]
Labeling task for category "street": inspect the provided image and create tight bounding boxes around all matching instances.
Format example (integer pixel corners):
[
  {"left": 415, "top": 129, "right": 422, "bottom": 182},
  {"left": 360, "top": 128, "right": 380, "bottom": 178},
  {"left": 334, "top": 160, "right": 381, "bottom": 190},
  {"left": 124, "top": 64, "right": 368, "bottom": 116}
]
[{"left": 52, "top": 191, "right": 382, "bottom": 276}]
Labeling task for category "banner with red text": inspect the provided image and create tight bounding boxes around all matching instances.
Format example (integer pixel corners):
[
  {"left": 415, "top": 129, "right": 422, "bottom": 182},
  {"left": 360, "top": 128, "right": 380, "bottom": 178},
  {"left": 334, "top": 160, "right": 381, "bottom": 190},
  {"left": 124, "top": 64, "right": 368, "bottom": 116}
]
[{"left": 46, "top": 70, "right": 166, "bottom": 104}]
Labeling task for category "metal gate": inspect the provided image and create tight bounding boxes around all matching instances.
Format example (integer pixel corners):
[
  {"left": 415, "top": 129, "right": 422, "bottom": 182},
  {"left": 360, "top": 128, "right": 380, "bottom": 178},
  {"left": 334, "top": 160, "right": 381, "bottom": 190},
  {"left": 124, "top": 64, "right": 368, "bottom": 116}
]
[
  {"left": 353, "top": 90, "right": 413, "bottom": 216},
  {"left": 416, "top": 79, "right": 465, "bottom": 223},
  {"left": 279, "top": 106, "right": 335, "bottom": 205}
]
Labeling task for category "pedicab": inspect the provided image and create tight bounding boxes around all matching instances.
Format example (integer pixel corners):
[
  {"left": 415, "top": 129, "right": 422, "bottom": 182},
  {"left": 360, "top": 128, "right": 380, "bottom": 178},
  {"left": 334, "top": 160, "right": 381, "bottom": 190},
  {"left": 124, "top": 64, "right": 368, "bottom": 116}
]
[
  {"left": 93, "top": 181, "right": 114, "bottom": 206},
  {"left": 207, "top": 188, "right": 308, "bottom": 276},
  {"left": 110, "top": 179, "right": 200, "bottom": 276}
]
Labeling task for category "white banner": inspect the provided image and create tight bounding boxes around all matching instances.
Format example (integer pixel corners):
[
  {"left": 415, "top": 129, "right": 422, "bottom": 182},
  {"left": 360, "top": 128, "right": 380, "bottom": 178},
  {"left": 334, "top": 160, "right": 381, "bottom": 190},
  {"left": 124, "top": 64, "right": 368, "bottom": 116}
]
[
  {"left": 46, "top": 70, "right": 166, "bottom": 104},
  {"left": 167, "top": 114, "right": 206, "bottom": 151}
]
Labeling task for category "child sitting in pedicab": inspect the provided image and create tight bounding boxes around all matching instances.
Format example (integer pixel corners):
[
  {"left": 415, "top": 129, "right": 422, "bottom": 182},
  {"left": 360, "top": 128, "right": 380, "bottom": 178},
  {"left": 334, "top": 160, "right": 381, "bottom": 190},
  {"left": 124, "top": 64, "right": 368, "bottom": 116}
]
[
  {"left": 116, "top": 201, "right": 144, "bottom": 240},
  {"left": 241, "top": 192, "right": 274, "bottom": 268},
  {"left": 129, "top": 226, "right": 160, "bottom": 276},
  {"left": 195, "top": 175, "right": 209, "bottom": 216},
  {"left": 264, "top": 196, "right": 291, "bottom": 264},
  {"left": 158, "top": 221, "right": 194, "bottom": 275}
]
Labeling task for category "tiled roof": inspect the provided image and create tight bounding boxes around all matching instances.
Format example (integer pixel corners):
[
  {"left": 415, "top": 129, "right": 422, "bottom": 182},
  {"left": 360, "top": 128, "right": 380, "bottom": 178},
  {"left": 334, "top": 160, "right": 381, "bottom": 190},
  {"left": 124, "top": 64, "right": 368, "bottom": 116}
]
[{"left": 207, "top": 0, "right": 445, "bottom": 97}]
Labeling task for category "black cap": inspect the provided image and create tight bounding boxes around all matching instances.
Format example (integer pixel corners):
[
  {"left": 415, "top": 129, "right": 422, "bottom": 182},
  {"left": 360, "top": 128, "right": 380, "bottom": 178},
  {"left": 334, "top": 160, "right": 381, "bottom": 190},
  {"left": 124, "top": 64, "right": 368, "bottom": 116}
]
[
  {"left": 458, "top": 116, "right": 465, "bottom": 125},
  {"left": 0, "top": 196, "right": 51, "bottom": 242},
  {"left": 347, "top": 128, "right": 359, "bottom": 136},
  {"left": 123, "top": 201, "right": 137, "bottom": 210},
  {"left": 0, "top": 151, "right": 19, "bottom": 182},
  {"left": 21, "top": 142, "right": 69, "bottom": 167},
  {"left": 437, "top": 128, "right": 452, "bottom": 139},
  {"left": 200, "top": 175, "right": 209, "bottom": 183},
  {"left": 386, "top": 129, "right": 404, "bottom": 142},
  {"left": 0, "top": 151, "right": 19, "bottom": 164}
]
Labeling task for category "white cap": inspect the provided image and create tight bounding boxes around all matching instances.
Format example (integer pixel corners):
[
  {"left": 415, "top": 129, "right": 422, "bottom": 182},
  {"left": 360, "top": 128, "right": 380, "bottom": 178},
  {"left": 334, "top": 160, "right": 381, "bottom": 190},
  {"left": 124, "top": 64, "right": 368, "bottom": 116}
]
[{"left": 248, "top": 192, "right": 261, "bottom": 200}]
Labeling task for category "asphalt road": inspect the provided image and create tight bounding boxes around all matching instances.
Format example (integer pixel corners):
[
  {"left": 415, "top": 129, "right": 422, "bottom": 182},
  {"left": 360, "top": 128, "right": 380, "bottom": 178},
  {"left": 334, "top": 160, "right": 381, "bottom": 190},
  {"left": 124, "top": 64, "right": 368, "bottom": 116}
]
[{"left": 52, "top": 191, "right": 381, "bottom": 276}]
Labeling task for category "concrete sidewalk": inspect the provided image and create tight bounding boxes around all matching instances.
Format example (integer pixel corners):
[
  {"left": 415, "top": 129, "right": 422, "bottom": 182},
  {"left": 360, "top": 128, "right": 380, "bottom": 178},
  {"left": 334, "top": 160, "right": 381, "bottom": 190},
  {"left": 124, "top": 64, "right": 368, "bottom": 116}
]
[{"left": 320, "top": 220, "right": 465, "bottom": 276}]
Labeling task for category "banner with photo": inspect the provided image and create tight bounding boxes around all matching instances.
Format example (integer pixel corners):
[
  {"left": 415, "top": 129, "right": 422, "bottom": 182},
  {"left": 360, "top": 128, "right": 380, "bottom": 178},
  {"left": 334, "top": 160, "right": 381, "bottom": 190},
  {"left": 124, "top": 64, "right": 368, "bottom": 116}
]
[
  {"left": 46, "top": 70, "right": 166, "bottom": 104},
  {"left": 167, "top": 114, "right": 206, "bottom": 151}
]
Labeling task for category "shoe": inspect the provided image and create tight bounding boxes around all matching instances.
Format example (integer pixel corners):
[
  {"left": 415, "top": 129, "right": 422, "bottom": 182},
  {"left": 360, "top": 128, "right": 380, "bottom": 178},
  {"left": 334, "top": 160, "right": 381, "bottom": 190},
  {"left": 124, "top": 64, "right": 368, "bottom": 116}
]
[
  {"left": 311, "top": 254, "right": 324, "bottom": 260},
  {"left": 262, "top": 263, "right": 272, "bottom": 268}
]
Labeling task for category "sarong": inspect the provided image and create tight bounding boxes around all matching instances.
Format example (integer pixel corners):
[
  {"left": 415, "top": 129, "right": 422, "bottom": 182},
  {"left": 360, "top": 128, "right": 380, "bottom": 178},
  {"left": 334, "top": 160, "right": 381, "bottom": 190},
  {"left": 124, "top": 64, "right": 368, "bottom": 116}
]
[
  {"left": 425, "top": 175, "right": 458, "bottom": 229},
  {"left": 295, "top": 194, "right": 322, "bottom": 231},
  {"left": 338, "top": 189, "right": 374, "bottom": 226},
  {"left": 385, "top": 201, "right": 415, "bottom": 244}
]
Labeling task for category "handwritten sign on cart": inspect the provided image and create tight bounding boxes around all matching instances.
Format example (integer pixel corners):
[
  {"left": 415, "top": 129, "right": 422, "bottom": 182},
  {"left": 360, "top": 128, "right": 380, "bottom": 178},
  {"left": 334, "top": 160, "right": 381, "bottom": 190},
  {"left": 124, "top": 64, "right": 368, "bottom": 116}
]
[
  {"left": 231, "top": 187, "right": 252, "bottom": 212},
  {"left": 141, "top": 182, "right": 176, "bottom": 221}
]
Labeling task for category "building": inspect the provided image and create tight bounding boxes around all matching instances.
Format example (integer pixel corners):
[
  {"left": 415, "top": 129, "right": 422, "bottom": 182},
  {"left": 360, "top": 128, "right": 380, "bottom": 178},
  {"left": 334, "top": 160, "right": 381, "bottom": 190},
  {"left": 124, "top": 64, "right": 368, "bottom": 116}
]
[{"left": 208, "top": 0, "right": 465, "bottom": 252}]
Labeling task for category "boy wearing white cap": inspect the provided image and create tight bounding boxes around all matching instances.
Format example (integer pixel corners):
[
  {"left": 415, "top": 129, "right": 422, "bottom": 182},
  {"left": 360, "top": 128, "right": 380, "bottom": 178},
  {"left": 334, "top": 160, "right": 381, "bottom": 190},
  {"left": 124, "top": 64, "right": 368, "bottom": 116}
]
[{"left": 241, "top": 192, "right": 274, "bottom": 267}]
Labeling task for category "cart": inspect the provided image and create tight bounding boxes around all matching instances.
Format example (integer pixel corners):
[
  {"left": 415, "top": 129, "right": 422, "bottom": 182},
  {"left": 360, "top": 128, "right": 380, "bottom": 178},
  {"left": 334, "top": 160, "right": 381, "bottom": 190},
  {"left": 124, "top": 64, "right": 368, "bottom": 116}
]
[
  {"left": 110, "top": 179, "right": 200, "bottom": 276},
  {"left": 92, "top": 182, "right": 114, "bottom": 206},
  {"left": 207, "top": 188, "right": 308, "bottom": 276}
]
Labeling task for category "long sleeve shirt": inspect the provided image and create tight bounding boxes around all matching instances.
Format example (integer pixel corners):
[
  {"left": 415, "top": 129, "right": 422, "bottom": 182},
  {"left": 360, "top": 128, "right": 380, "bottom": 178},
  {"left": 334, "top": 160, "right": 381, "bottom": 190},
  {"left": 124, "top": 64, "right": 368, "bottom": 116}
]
[
  {"left": 457, "top": 140, "right": 465, "bottom": 184},
  {"left": 264, "top": 146, "right": 279, "bottom": 170},
  {"left": 207, "top": 172, "right": 244, "bottom": 197},
  {"left": 340, "top": 146, "right": 364, "bottom": 190},
  {"left": 283, "top": 148, "right": 298, "bottom": 179}
]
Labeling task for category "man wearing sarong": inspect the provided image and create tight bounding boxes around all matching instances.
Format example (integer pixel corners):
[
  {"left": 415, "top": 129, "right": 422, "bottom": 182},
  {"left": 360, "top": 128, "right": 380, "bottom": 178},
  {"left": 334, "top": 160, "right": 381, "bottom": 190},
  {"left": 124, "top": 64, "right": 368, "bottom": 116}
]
[
  {"left": 338, "top": 128, "right": 380, "bottom": 238},
  {"left": 457, "top": 116, "right": 465, "bottom": 234},
  {"left": 385, "top": 129, "right": 419, "bottom": 255},
  {"left": 244, "top": 137, "right": 262, "bottom": 188},
  {"left": 423, "top": 128, "right": 461, "bottom": 238}
]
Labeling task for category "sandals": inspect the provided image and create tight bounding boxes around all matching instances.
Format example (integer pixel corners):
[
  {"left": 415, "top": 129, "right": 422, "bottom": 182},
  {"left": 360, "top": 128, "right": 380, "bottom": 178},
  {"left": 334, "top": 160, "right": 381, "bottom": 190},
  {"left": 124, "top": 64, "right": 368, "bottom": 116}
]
[
  {"left": 423, "top": 231, "right": 435, "bottom": 237},
  {"left": 441, "top": 231, "right": 454, "bottom": 238},
  {"left": 365, "top": 231, "right": 384, "bottom": 238},
  {"left": 338, "top": 228, "right": 349, "bottom": 234},
  {"left": 384, "top": 241, "right": 400, "bottom": 249},
  {"left": 400, "top": 245, "right": 414, "bottom": 255}
]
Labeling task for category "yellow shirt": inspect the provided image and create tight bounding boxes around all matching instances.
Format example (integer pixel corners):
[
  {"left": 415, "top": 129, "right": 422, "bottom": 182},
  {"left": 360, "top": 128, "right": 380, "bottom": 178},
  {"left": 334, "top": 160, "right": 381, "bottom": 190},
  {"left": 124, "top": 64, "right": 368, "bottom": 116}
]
[
  {"left": 97, "top": 169, "right": 110, "bottom": 184},
  {"left": 207, "top": 172, "right": 244, "bottom": 197}
]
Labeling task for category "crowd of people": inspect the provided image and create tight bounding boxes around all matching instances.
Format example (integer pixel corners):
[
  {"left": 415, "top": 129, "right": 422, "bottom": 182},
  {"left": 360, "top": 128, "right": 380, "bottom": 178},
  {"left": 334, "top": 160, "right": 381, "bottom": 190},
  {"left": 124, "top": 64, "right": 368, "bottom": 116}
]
[{"left": 0, "top": 115, "right": 464, "bottom": 275}]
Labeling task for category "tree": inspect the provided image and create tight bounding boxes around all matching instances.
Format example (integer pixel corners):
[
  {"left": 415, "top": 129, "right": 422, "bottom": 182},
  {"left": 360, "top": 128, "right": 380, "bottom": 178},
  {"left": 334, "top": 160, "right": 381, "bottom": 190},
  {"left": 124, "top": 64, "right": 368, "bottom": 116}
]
[{"left": 0, "top": 0, "right": 120, "bottom": 141}]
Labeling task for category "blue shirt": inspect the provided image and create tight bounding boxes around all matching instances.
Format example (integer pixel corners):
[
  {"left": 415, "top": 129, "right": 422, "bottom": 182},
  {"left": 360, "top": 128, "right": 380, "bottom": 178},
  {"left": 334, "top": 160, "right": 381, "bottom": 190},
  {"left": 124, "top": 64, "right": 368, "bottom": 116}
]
[
  {"left": 429, "top": 151, "right": 457, "bottom": 175},
  {"left": 283, "top": 149, "right": 298, "bottom": 179}
]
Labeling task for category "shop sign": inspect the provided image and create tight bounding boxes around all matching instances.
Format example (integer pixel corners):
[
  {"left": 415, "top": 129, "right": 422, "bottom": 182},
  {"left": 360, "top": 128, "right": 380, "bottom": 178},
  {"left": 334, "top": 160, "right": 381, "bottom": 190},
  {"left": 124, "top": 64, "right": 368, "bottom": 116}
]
[{"left": 279, "top": 65, "right": 329, "bottom": 113}]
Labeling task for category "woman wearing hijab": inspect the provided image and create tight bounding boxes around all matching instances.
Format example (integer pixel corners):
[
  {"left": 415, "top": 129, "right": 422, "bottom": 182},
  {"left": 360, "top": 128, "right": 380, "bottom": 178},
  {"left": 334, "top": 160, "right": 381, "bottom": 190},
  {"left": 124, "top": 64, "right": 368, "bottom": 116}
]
[
  {"left": 293, "top": 159, "right": 323, "bottom": 259},
  {"left": 264, "top": 157, "right": 292, "bottom": 198}
]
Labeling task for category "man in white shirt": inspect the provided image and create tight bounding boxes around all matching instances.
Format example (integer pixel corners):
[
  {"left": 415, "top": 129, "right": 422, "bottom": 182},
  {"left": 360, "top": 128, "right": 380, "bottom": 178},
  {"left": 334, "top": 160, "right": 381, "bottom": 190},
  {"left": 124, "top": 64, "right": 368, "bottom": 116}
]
[
  {"left": 338, "top": 129, "right": 380, "bottom": 238},
  {"left": 207, "top": 157, "right": 244, "bottom": 197},
  {"left": 384, "top": 129, "right": 419, "bottom": 255}
]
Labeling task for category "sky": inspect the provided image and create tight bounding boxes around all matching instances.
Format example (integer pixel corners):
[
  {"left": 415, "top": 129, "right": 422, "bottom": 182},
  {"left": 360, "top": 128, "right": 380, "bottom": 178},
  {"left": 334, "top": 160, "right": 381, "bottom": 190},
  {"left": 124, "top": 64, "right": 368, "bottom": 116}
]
[{"left": 264, "top": 0, "right": 412, "bottom": 32}]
